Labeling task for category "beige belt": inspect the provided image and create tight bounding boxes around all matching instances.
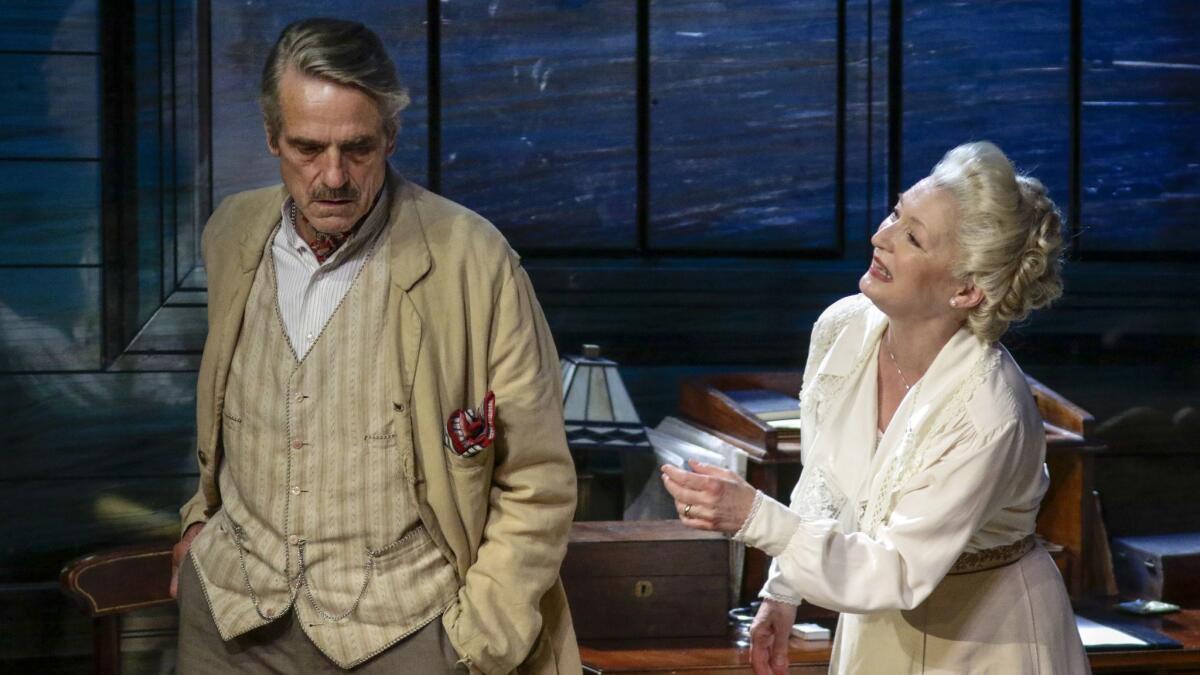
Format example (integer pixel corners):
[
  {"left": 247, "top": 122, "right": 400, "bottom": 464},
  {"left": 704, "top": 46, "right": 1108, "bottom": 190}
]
[{"left": 947, "top": 534, "right": 1036, "bottom": 575}]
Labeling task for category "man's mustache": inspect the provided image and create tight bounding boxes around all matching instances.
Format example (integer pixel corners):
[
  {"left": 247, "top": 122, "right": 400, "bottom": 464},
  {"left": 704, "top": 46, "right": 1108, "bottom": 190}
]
[{"left": 310, "top": 185, "right": 359, "bottom": 202}]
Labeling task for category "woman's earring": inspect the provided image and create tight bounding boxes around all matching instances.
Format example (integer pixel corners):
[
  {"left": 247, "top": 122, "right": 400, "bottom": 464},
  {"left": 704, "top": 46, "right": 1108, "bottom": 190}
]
[{"left": 949, "top": 298, "right": 958, "bottom": 308}]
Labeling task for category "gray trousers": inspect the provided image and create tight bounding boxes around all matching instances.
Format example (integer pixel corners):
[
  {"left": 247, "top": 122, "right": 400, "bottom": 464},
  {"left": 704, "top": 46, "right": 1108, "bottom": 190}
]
[{"left": 177, "top": 556, "right": 465, "bottom": 674}]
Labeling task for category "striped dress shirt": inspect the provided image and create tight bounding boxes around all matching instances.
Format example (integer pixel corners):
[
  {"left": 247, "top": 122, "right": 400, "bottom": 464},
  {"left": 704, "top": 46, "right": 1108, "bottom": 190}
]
[{"left": 272, "top": 187, "right": 389, "bottom": 360}]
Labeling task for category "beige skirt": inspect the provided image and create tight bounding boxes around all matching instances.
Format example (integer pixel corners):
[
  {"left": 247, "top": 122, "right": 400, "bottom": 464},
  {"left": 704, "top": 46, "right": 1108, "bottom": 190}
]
[{"left": 828, "top": 545, "right": 1091, "bottom": 674}]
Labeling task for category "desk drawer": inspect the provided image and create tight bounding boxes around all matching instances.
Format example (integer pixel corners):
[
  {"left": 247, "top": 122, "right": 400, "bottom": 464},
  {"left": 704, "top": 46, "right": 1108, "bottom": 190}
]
[{"left": 563, "top": 521, "right": 731, "bottom": 640}]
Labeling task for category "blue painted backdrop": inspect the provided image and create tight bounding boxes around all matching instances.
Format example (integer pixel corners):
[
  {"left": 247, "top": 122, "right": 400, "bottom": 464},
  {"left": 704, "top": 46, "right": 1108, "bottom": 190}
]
[{"left": 0, "top": 0, "right": 1198, "bottom": 587}]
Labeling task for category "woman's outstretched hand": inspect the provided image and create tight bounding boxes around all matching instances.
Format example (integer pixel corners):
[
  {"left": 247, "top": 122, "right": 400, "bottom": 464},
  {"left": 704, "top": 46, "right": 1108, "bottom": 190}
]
[
  {"left": 749, "top": 598, "right": 798, "bottom": 675},
  {"left": 660, "top": 460, "right": 758, "bottom": 535}
]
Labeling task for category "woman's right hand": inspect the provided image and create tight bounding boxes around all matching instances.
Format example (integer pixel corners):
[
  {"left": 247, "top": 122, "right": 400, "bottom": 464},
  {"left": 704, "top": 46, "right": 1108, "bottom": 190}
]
[{"left": 749, "top": 598, "right": 798, "bottom": 675}]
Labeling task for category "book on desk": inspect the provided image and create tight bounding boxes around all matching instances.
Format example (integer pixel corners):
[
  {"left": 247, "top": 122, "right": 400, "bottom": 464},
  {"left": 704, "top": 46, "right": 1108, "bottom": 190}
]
[{"left": 677, "top": 373, "right": 808, "bottom": 456}]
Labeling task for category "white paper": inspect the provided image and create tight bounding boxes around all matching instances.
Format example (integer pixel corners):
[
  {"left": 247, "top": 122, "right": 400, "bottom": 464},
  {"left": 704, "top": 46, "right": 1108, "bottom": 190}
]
[
  {"left": 655, "top": 416, "right": 749, "bottom": 477},
  {"left": 1075, "top": 616, "right": 1149, "bottom": 648},
  {"left": 646, "top": 427, "right": 728, "bottom": 470}
]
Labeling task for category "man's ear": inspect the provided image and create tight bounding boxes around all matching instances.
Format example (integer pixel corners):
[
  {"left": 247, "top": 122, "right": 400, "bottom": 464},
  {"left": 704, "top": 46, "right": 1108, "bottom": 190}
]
[
  {"left": 266, "top": 123, "right": 280, "bottom": 157},
  {"left": 385, "top": 127, "right": 397, "bottom": 157}
]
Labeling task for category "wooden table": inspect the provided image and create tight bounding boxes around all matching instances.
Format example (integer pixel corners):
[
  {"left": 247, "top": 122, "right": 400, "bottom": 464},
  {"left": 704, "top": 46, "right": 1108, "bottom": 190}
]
[
  {"left": 581, "top": 610, "right": 1200, "bottom": 674},
  {"left": 581, "top": 631, "right": 831, "bottom": 675}
]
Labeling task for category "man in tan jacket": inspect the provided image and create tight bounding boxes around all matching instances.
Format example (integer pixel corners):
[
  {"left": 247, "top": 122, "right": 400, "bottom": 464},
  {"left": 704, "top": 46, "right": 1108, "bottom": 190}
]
[{"left": 169, "top": 18, "right": 578, "bottom": 674}]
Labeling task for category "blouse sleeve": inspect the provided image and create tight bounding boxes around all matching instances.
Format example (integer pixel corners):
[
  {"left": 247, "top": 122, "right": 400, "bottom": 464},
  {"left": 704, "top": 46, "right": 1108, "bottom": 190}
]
[
  {"left": 737, "top": 418, "right": 1028, "bottom": 613},
  {"left": 745, "top": 305, "right": 841, "bottom": 606}
]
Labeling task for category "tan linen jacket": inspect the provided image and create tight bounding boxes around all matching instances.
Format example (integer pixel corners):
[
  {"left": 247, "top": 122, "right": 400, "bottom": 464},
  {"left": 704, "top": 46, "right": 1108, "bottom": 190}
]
[{"left": 179, "top": 172, "right": 580, "bottom": 674}]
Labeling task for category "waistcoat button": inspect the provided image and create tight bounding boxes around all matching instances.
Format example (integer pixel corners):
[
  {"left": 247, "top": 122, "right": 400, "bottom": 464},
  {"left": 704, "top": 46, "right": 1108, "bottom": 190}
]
[{"left": 291, "top": 439, "right": 304, "bottom": 450}]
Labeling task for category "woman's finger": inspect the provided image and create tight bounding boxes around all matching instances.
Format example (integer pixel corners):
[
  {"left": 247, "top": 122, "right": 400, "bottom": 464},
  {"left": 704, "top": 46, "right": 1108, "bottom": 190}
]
[
  {"left": 660, "top": 464, "right": 714, "bottom": 491},
  {"left": 770, "top": 610, "right": 792, "bottom": 675},
  {"left": 661, "top": 473, "right": 710, "bottom": 506},
  {"left": 749, "top": 621, "right": 773, "bottom": 675},
  {"left": 688, "top": 459, "right": 736, "bottom": 480}
]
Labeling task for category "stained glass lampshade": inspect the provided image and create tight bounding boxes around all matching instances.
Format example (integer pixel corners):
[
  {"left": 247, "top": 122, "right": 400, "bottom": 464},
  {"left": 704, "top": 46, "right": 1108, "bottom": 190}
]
[{"left": 560, "top": 344, "right": 652, "bottom": 453}]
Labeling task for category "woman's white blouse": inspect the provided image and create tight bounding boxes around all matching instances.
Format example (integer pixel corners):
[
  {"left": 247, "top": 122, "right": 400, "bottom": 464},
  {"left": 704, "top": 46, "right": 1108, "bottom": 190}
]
[{"left": 733, "top": 294, "right": 1049, "bottom": 614}]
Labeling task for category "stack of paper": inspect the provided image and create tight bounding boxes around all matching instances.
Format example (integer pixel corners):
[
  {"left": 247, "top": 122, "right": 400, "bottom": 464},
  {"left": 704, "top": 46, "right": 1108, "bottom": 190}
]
[{"left": 648, "top": 416, "right": 751, "bottom": 478}]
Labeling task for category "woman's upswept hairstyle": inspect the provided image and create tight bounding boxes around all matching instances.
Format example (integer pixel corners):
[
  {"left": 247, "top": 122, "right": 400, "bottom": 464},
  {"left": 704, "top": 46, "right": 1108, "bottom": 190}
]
[
  {"left": 260, "top": 18, "right": 410, "bottom": 143},
  {"left": 931, "top": 141, "right": 1065, "bottom": 343}
]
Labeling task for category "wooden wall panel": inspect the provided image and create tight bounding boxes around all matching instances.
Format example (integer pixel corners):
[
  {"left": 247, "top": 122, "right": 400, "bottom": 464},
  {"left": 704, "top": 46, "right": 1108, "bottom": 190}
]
[
  {"left": 842, "top": 0, "right": 891, "bottom": 254},
  {"left": 0, "top": 54, "right": 99, "bottom": 158},
  {"left": 1081, "top": 0, "right": 1200, "bottom": 253},
  {"left": 135, "top": 0, "right": 165, "bottom": 325},
  {"left": 158, "top": 0, "right": 178, "bottom": 294},
  {"left": 902, "top": 0, "right": 1070, "bottom": 208},
  {"left": 3, "top": 372, "right": 196, "bottom": 479},
  {"left": 173, "top": 0, "right": 199, "bottom": 285},
  {"left": 532, "top": 260, "right": 851, "bottom": 367},
  {"left": 0, "top": 476, "right": 194, "bottom": 582},
  {"left": 124, "top": 306, "right": 207, "bottom": 353},
  {"left": 0, "top": 0, "right": 98, "bottom": 53},
  {"left": 649, "top": 0, "right": 839, "bottom": 252},
  {"left": 0, "top": 268, "right": 101, "bottom": 372},
  {"left": 441, "top": 0, "right": 637, "bottom": 251},
  {"left": 0, "top": 161, "right": 100, "bottom": 265}
]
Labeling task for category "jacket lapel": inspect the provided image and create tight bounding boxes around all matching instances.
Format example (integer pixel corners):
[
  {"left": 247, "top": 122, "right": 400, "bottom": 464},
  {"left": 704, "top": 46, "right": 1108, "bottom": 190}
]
[
  {"left": 210, "top": 187, "right": 286, "bottom": 429},
  {"left": 386, "top": 174, "right": 433, "bottom": 405}
]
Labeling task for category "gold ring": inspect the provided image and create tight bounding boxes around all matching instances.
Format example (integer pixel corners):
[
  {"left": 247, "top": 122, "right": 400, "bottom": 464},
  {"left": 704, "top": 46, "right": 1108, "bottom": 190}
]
[{"left": 683, "top": 504, "right": 693, "bottom": 518}]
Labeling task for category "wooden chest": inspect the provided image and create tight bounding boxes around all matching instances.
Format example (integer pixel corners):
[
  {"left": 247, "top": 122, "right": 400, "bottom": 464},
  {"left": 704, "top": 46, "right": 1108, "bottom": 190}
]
[
  {"left": 562, "top": 520, "right": 731, "bottom": 640},
  {"left": 1112, "top": 533, "right": 1200, "bottom": 607}
]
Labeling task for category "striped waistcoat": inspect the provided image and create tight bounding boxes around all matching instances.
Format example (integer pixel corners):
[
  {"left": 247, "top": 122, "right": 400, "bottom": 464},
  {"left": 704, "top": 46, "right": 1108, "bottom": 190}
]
[{"left": 188, "top": 223, "right": 459, "bottom": 669}]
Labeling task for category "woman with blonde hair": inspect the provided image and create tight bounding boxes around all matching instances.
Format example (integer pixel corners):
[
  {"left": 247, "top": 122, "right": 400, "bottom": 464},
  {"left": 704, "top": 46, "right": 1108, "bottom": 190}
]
[{"left": 663, "top": 142, "right": 1090, "bottom": 673}]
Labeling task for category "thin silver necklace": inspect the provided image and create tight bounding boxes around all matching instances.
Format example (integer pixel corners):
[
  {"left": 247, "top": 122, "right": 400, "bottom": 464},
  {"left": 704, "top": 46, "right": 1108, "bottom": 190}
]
[{"left": 885, "top": 328, "right": 913, "bottom": 391}]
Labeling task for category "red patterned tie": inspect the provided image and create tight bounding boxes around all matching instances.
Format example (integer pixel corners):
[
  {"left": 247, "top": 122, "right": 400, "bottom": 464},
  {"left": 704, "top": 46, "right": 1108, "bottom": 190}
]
[{"left": 292, "top": 203, "right": 356, "bottom": 264}]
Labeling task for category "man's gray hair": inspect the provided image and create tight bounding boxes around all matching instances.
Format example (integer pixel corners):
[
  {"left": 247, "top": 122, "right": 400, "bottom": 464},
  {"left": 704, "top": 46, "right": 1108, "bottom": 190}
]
[{"left": 261, "top": 18, "right": 410, "bottom": 143}]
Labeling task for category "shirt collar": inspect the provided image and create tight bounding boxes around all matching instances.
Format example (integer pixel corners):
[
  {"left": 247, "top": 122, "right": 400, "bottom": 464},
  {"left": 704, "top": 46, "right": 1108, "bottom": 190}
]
[{"left": 280, "top": 184, "right": 390, "bottom": 267}]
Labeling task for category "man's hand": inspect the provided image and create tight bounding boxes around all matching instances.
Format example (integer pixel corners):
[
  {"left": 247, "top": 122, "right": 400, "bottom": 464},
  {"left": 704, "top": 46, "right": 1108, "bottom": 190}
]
[
  {"left": 660, "top": 460, "right": 758, "bottom": 534},
  {"left": 170, "top": 522, "right": 205, "bottom": 599},
  {"left": 749, "top": 598, "right": 797, "bottom": 675}
]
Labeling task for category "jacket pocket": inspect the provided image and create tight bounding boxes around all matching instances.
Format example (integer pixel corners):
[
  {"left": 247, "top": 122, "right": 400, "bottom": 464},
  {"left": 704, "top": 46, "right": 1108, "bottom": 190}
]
[
  {"left": 445, "top": 444, "right": 492, "bottom": 472},
  {"left": 516, "top": 628, "right": 557, "bottom": 675}
]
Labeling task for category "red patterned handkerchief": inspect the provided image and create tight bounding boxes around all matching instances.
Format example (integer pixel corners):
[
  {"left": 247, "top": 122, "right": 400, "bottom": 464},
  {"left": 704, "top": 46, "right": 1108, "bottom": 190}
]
[{"left": 444, "top": 391, "right": 496, "bottom": 458}]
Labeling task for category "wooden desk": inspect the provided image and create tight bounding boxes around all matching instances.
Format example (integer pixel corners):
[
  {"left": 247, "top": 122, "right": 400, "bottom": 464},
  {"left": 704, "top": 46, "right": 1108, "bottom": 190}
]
[
  {"left": 580, "top": 610, "right": 1200, "bottom": 674},
  {"left": 580, "top": 631, "right": 831, "bottom": 675}
]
